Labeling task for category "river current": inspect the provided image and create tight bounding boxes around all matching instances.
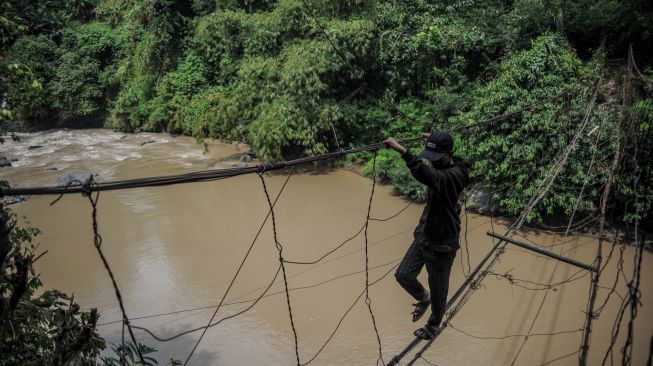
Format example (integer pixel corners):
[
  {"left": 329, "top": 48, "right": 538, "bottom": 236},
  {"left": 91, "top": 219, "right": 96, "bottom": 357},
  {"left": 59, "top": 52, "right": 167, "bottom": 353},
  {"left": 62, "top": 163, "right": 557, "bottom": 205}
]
[{"left": 1, "top": 129, "right": 651, "bottom": 365}]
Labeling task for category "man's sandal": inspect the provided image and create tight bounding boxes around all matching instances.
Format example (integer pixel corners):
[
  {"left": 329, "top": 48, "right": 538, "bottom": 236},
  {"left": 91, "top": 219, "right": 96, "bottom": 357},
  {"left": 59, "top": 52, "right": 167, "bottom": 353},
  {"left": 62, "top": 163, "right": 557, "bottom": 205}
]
[
  {"left": 413, "top": 324, "right": 439, "bottom": 340},
  {"left": 411, "top": 299, "right": 431, "bottom": 322}
]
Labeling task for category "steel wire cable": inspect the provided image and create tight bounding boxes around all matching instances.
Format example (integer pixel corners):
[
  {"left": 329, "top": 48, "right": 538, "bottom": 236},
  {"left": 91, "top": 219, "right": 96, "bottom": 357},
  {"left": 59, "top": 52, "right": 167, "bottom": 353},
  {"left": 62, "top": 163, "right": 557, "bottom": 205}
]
[
  {"left": 84, "top": 183, "right": 145, "bottom": 365},
  {"left": 258, "top": 172, "right": 301, "bottom": 366},
  {"left": 620, "top": 50, "right": 650, "bottom": 364},
  {"left": 1, "top": 61, "right": 629, "bottom": 366},
  {"left": 0, "top": 138, "right": 423, "bottom": 196},
  {"left": 132, "top": 264, "right": 282, "bottom": 343},
  {"left": 540, "top": 350, "right": 582, "bottom": 365},
  {"left": 180, "top": 169, "right": 295, "bottom": 364},
  {"left": 447, "top": 322, "right": 582, "bottom": 340},
  {"left": 508, "top": 251, "right": 564, "bottom": 365},
  {"left": 97, "top": 258, "right": 402, "bottom": 327},
  {"left": 579, "top": 62, "right": 632, "bottom": 365},
  {"left": 363, "top": 150, "right": 386, "bottom": 365},
  {"left": 284, "top": 200, "right": 413, "bottom": 265},
  {"left": 301, "top": 262, "right": 400, "bottom": 366},
  {"left": 398, "top": 83, "right": 602, "bottom": 365},
  {"left": 116, "top": 150, "right": 409, "bottom": 362},
  {"left": 298, "top": 0, "right": 585, "bottom": 138}
]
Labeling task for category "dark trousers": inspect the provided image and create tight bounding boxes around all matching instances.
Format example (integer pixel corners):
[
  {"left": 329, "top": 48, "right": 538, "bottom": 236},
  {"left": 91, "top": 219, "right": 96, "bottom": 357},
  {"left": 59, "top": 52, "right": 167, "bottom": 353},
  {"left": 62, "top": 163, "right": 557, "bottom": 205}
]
[{"left": 395, "top": 239, "right": 456, "bottom": 327}]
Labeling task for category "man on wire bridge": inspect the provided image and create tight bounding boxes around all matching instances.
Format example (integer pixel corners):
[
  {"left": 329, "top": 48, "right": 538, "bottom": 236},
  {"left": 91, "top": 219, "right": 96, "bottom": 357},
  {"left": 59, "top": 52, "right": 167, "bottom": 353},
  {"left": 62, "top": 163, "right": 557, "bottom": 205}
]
[{"left": 383, "top": 131, "right": 472, "bottom": 340}]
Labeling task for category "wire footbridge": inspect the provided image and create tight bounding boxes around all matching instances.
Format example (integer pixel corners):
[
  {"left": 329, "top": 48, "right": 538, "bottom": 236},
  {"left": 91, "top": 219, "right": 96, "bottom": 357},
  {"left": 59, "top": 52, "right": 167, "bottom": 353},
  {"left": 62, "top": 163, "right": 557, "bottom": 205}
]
[{"left": 1, "top": 42, "right": 650, "bottom": 366}]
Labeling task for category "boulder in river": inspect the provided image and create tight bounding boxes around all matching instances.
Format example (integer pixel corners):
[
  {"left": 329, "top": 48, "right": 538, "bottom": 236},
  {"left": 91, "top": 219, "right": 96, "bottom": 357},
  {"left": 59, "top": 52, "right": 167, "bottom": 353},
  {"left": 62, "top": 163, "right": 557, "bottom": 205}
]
[
  {"left": 140, "top": 140, "right": 155, "bottom": 146},
  {"left": 0, "top": 157, "right": 11, "bottom": 167},
  {"left": 57, "top": 173, "right": 98, "bottom": 187},
  {"left": 28, "top": 145, "right": 43, "bottom": 150},
  {"left": 240, "top": 154, "right": 252, "bottom": 162},
  {"left": 231, "top": 163, "right": 248, "bottom": 168},
  {"left": 45, "top": 166, "right": 58, "bottom": 171},
  {"left": 465, "top": 183, "right": 501, "bottom": 215},
  {"left": 0, "top": 195, "right": 28, "bottom": 206}
]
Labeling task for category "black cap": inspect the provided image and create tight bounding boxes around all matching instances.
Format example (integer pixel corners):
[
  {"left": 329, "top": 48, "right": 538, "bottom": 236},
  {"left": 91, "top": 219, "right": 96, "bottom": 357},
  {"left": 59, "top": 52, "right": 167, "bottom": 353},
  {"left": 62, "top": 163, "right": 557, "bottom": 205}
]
[{"left": 417, "top": 131, "right": 453, "bottom": 161}]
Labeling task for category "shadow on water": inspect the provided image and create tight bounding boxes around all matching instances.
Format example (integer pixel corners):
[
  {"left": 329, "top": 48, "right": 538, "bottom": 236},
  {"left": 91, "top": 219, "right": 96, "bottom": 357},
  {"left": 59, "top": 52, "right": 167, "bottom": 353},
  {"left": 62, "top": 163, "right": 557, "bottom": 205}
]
[{"left": 103, "top": 320, "right": 220, "bottom": 365}]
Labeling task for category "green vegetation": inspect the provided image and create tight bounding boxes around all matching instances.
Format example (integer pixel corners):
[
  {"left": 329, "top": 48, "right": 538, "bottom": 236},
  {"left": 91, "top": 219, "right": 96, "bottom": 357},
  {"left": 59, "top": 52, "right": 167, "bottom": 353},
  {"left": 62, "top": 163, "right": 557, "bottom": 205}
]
[
  {"left": 455, "top": 34, "right": 600, "bottom": 216},
  {"left": 1, "top": 0, "right": 652, "bottom": 223},
  {"left": 0, "top": 1, "right": 651, "bottom": 362}
]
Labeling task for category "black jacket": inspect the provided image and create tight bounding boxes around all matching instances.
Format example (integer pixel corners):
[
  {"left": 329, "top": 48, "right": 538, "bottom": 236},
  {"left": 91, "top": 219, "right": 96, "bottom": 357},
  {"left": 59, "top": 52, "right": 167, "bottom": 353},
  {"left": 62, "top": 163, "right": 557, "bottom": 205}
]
[{"left": 401, "top": 152, "right": 472, "bottom": 252}]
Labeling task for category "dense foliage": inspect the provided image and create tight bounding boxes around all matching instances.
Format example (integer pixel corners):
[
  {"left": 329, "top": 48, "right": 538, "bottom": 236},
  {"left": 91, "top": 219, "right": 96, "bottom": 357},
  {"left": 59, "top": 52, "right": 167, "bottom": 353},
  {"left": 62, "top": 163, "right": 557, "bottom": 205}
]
[{"left": 1, "top": 0, "right": 652, "bottom": 223}]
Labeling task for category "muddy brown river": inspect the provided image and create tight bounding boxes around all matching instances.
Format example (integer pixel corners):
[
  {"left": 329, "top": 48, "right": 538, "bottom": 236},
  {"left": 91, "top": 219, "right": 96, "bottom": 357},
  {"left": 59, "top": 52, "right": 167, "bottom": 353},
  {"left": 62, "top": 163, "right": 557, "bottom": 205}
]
[{"left": 2, "top": 129, "right": 651, "bottom": 365}]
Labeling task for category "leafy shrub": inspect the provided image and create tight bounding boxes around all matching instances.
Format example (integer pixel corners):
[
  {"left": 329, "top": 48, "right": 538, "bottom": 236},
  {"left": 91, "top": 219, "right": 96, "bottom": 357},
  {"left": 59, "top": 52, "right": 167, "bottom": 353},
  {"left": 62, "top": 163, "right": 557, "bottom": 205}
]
[
  {"left": 3, "top": 35, "right": 56, "bottom": 122},
  {"left": 361, "top": 148, "right": 426, "bottom": 202},
  {"left": 146, "top": 51, "right": 208, "bottom": 132},
  {"left": 5, "top": 21, "right": 126, "bottom": 124},
  {"left": 452, "top": 34, "right": 604, "bottom": 217}
]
